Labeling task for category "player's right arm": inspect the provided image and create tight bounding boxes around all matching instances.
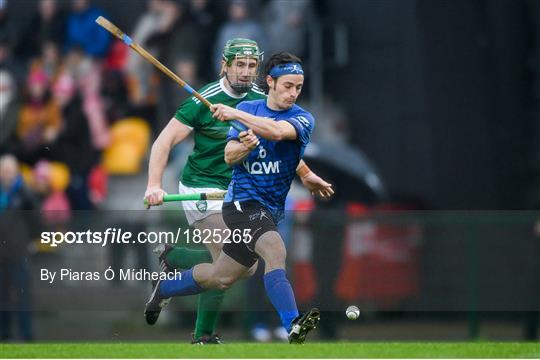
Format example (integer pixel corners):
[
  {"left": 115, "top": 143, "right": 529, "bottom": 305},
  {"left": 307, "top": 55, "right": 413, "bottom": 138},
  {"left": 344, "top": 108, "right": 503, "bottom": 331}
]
[
  {"left": 145, "top": 118, "right": 193, "bottom": 208},
  {"left": 212, "top": 104, "right": 296, "bottom": 141}
]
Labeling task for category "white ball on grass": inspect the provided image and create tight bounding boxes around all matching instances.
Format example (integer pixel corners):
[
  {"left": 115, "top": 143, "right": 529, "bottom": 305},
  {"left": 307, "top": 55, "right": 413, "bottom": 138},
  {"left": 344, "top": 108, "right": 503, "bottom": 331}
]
[{"left": 346, "top": 305, "right": 360, "bottom": 320}]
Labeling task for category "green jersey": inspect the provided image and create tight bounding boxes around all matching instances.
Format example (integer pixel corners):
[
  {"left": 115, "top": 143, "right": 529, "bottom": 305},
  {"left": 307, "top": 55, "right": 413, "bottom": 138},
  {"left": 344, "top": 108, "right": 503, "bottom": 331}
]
[{"left": 175, "top": 78, "right": 266, "bottom": 189}]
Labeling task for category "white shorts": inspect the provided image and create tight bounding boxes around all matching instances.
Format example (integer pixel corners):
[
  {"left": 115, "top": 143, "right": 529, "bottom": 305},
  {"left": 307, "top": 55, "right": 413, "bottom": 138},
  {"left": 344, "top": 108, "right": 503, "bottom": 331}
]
[{"left": 178, "top": 181, "right": 224, "bottom": 226}]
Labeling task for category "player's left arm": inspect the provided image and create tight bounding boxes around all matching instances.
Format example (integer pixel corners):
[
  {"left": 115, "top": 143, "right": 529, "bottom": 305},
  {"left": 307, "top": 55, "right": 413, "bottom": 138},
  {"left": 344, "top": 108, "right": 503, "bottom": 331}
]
[
  {"left": 297, "top": 160, "right": 335, "bottom": 199},
  {"left": 224, "top": 130, "right": 259, "bottom": 165},
  {"left": 211, "top": 104, "right": 296, "bottom": 141}
]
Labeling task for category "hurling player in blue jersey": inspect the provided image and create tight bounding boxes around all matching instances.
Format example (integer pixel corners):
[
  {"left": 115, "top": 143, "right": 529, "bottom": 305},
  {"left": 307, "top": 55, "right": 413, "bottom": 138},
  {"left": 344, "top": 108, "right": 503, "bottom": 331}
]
[{"left": 147, "top": 52, "right": 333, "bottom": 344}]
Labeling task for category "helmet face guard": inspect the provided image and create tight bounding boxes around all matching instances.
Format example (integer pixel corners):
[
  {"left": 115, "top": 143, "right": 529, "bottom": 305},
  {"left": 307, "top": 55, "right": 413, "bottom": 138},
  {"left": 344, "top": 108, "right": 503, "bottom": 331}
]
[{"left": 222, "top": 38, "right": 263, "bottom": 93}]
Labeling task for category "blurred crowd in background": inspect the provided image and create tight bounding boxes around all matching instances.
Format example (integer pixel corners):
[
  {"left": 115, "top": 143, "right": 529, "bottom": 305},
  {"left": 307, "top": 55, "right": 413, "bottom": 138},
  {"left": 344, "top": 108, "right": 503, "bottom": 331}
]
[{"left": 0, "top": 0, "right": 328, "bottom": 213}]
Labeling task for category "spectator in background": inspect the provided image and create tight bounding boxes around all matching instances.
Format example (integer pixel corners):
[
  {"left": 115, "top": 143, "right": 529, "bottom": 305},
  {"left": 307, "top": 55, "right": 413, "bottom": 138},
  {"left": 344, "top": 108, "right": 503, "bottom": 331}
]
[
  {"left": 126, "top": 0, "right": 174, "bottom": 134},
  {"left": 145, "top": 0, "right": 202, "bottom": 132},
  {"left": 189, "top": 0, "right": 222, "bottom": 82},
  {"left": 36, "top": 41, "right": 62, "bottom": 82},
  {"left": 263, "top": 0, "right": 313, "bottom": 58},
  {"left": 0, "top": 36, "right": 24, "bottom": 88},
  {"left": 15, "top": 67, "right": 62, "bottom": 164},
  {"left": 161, "top": 55, "right": 202, "bottom": 132},
  {"left": 151, "top": 1, "right": 201, "bottom": 70},
  {"left": 0, "top": 0, "right": 16, "bottom": 47},
  {"left": 64, "top": 1, "right": 112, "bottom": 150},
  {"left": 50, "top": 72, "right": 98, "bottom": 210},
  {"left": 126, "top": 0, "right": 165, "bottom": 104},
  {"left": 102, "top": 69, "right": 131, "bottom": 124},
  {"left": 14, "top": 0, "right": 66, "bottom": 62},
  {"left": 310, "top": 97, "right": 349, "bottom": 145},
  {"left": 65, "top": 48, "right": 110, "bottom": 150},
  {"left": 170, "top": 55, "right": 201, "bottom": 105},
  {"left": 0, "top": 38, "right": 23, "bottom": 154},
  {"left": 0, "top": 154, "right": 39, "bottom": 342},
  {"left": 168, "top": 55, "right": 201, "bottom": 160},
  {"left": 0, "top": 69, "right": 19, "bottom": 153},
  {"left": 65, "top": 0, "right": 110, "bottom": 58},
  {"left": 22, "top": 41, "right": 63, "bottom": 117},
  {"left": 213, "top": 0, "right": 267, "bottom": 74}
]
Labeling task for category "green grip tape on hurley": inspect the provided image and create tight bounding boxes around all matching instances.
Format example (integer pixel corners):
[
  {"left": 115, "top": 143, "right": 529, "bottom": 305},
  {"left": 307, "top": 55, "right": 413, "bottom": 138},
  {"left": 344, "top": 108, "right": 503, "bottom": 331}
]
[
  {"left": 144, "top": 192, "right": 227, "bottom": 207},
  {"left": 144, "top": 193, "right": 202, "bottom": 207}
]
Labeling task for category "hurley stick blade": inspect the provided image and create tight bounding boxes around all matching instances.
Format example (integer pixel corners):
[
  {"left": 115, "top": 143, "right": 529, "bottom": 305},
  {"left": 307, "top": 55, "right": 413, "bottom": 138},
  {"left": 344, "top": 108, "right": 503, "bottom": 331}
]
[{"left": 95, "top": 16, "right": 133, "bottom": 46}]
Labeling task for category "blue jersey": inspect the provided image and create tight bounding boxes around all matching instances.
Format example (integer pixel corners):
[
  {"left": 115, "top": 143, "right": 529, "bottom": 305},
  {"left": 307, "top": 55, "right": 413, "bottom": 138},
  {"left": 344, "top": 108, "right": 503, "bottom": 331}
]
[{"left": 224, "top": 99, "right": 315, "bottom": 223}]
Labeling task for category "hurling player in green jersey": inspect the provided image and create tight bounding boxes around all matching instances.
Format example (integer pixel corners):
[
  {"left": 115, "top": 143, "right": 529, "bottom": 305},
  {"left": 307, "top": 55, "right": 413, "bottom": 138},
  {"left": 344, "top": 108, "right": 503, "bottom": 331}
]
[{"left": 143, "top": 39, "right": 332, "bottom": 344}]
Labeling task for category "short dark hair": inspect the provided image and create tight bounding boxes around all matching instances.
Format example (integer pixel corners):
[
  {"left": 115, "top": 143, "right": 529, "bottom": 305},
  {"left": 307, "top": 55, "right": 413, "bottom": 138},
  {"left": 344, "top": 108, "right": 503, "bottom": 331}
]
[
  {"left": 257, "top": 52, "right": 303, "bottom": 92},
  {"left": 264, "top": 52, "right": 303, "bottom": 77}
]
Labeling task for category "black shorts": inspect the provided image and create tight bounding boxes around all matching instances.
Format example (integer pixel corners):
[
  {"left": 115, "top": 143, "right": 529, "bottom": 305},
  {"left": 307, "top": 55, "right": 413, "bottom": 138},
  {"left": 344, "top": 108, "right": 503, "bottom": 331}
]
[{"left": 221, "top": 201, "right": 277, "bottom": 267}]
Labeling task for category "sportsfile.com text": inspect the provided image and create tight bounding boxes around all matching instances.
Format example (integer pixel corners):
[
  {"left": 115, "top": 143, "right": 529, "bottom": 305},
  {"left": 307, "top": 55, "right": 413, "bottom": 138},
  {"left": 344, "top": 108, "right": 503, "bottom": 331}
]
[{"left": 40, "top": 228, "right": 252, "bottom": 247}]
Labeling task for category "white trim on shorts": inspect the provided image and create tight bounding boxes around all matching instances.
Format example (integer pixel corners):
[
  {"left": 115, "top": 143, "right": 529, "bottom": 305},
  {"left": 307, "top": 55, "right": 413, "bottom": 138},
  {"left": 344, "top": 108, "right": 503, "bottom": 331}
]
[{"left": 178, "top": 181, "right": 224, "bottom": 226}]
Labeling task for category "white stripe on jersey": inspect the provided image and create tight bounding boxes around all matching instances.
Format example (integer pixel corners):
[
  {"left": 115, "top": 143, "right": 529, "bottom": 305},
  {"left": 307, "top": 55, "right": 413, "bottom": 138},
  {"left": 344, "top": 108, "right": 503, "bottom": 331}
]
[
  {"left": 296, "top": 116, "right": 310, "bottom": 127},
  {"left": 252, "top": 84, "right": 266, "bottom": 93},
  {"left": 201, "top": 88, "right": 223, "bottom": 100},
  {"left": 197, "top": 83, "right": 220, "bottom": 97},
  {"left": 252, "top": 88, "right": 266, "bottom": 95},
  {"left": 194, "top": 88, "right": 223, "bottom": 104},
  {"left": 191, "top": 83, "right": 221, "bottom": 103}
]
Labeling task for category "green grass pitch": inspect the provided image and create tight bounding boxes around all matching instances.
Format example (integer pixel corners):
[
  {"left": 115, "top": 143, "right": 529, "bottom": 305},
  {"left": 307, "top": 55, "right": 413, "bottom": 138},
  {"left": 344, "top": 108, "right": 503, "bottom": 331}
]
[{"left": 0, "top": 342, "right": 538, "bottom": 358}]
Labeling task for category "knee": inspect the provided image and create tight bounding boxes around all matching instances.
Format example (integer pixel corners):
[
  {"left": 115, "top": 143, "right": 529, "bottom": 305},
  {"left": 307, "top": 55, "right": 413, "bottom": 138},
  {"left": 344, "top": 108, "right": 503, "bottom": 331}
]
[{"left": 255, "top": 233, "right": 287, "bottom": 269}]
